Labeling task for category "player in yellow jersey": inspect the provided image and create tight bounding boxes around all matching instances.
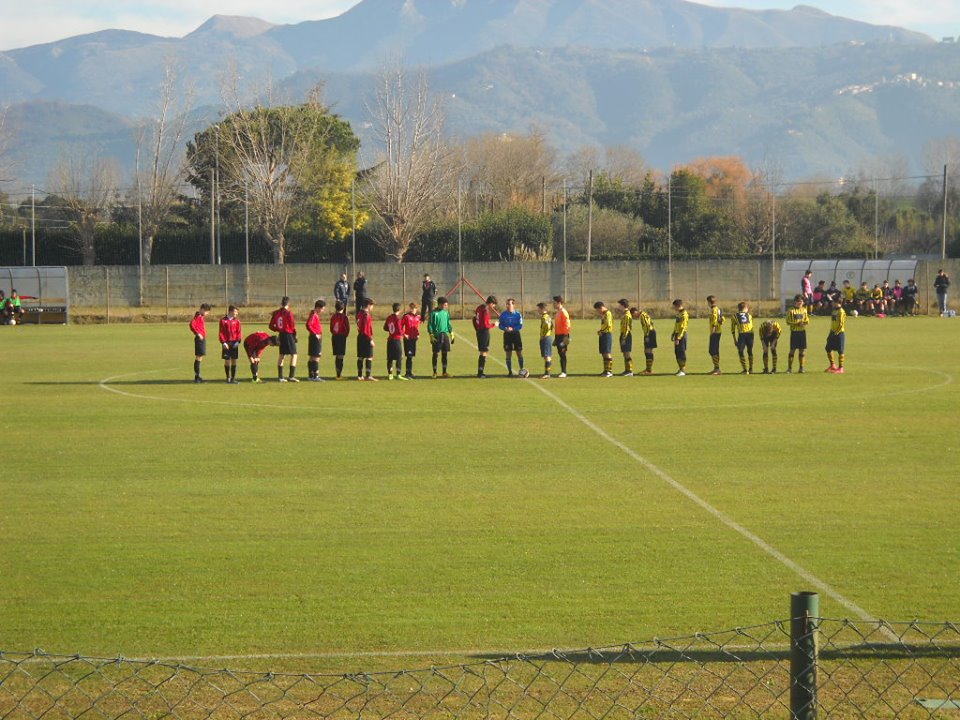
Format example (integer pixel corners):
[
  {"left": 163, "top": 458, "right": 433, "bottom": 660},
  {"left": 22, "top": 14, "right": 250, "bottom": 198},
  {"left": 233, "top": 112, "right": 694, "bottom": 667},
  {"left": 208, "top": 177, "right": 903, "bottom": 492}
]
[
  {"left": 671, "top": 298, "right": 689, "bottom": 376},
  {"left": 826, "top": 298, "right": 847, "bottom": 373},
  {"left": 537, "top": 302, "right": 554, "bottom": 379},
  {"left": 594, "top": 301, "right": 614, "bottom": 377},
  {"left": 731, "top": 301, "right": 754, "bottom": 374},
  {"left": 706, "top": 294, "right": 724, "bottom": 375},
  {"left": 636, "top": 307, "right": 657, "bottom": 375},
  {"left": 758, "top": 319, "right": 781, "bottom": 374},
  {"left": 616, "top": 299, "right": 635, "bottom": 376},
  {"left": 785, "top": 294, "right": 809, "bottom": 373}
]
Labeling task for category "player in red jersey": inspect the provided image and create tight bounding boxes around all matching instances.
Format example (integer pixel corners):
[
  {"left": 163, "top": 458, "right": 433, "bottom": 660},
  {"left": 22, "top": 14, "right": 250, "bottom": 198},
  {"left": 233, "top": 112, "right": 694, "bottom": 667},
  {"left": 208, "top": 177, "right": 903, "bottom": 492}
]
[
  {"left": 472, "top": 295, "right": 498, "bottom": 378},
  {"left": 243, "top": 332, "right": 279, "bottom": 383},
  {"left": 218, "top": 305, "right": 243, "bottom": 384},
  {"left": 269, "top": 296, "right": 299, "bottom": 382},
  {"left": 383, "top": 302, "right": 406, "bottom": 380},
  {"left": 189, "top": 303, "right": 211, "bottom": 383},
  {"left": 400, "top": 302, "right": 421, "bottom": 378},
  {"left": 305, "top": 299, "right": 326, "bottom": 382},
  {"left": 356, "top": 298, "right": 377, "bottom": 381},
  {"left": 329, "top": 301, "right": 350, "bottom": 379}
]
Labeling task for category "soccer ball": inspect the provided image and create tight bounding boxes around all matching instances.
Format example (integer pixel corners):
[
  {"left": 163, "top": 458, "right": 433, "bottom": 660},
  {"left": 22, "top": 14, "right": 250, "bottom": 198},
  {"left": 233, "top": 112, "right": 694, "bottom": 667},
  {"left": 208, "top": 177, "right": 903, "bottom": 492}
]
[
  {"left": 851, "top": 310, "right": 859, "bottom": 317},
  {"left": 519, "top": 368, "right": 530, "bottom": 378}
]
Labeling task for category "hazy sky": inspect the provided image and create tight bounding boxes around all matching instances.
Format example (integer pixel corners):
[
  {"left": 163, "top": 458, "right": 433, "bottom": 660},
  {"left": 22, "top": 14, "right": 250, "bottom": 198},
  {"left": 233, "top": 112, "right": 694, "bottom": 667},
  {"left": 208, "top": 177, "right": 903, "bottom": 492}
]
[{"left": 2, "top": 0, "right": 960, "bottom": 51}]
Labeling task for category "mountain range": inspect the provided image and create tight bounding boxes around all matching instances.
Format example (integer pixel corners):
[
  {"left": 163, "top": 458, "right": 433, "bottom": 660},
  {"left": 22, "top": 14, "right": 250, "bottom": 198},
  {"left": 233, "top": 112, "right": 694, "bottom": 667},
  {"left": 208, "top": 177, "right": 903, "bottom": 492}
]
[{"left": 1, "top": 0, "right": 958, "bottom": 188}]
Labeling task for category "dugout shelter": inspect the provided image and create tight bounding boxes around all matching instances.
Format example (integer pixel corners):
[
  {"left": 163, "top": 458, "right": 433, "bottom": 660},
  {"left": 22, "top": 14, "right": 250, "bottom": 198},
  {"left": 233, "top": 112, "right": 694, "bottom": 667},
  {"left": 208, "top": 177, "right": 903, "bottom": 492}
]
[
  {"left": 780, "top": 259, "right": 918, "bottom": 311},
  {"left": 0, "top": 266, "right": 70, "bottom": 323}
]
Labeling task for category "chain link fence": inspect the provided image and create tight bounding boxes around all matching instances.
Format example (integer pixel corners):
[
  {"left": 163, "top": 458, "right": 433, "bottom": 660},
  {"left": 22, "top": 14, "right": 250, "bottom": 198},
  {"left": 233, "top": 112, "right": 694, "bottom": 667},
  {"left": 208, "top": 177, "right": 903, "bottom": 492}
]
[{"left": 2, "top": 616, "right": 957, "bottom": 719}]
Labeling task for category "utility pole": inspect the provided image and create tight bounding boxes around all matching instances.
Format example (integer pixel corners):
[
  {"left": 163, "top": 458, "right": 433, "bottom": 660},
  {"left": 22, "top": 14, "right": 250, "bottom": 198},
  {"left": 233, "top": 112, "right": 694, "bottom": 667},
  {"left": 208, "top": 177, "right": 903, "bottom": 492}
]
[
  {"left": 942, "top": 165, "right": 948, "bottom": 261},
  {"left": 586, "top": 169, "right": 593, "bottom": 263}
]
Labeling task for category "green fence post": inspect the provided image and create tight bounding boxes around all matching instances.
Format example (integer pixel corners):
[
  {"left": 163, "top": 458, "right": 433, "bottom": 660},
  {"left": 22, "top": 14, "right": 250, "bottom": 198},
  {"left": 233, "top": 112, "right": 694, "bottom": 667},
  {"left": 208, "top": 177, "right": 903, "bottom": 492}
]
[{"left": 790, "top": 591, "right": 820, "bottom": 720}]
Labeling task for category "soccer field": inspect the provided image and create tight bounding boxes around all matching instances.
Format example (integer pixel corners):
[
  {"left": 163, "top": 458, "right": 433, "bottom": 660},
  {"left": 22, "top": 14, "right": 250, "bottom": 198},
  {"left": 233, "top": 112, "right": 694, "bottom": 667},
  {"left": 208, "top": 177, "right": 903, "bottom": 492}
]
[{"left": 1, "top": 315, "right": 957, "bottom": 673}]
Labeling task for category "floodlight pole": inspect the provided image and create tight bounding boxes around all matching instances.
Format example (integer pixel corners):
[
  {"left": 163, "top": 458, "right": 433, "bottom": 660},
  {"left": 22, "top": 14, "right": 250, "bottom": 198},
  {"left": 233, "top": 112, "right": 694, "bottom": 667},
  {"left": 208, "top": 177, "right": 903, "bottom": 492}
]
[
  {"left": 457, "top": 180, "right": 464, "bottom": 319},
  {"left": 586, "top": 169, "right": 593, "bottom": 263},
  {"left": 31, "top": 184, "right": 36, "bottom": 266},
  {"left": 351, "top": 179, "right": 357, "bottom": 281},
  {"left": 942, "top": 165, "right": 948, "bottom": 261},
  {"left": 667, "top": 174, "right": 673, "bottom": 298},
  {"left": 563, "top": 179, "right": 568, "bottom": 302}
]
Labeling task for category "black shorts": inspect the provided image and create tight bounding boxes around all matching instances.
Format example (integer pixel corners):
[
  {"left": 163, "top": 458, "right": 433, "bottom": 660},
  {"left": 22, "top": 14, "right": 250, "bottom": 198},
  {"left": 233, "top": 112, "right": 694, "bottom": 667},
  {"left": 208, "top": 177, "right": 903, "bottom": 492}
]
[
  {"left": 825, "top": 333, "right": 845, "bottom": 354},
  {"left": 762, "top": 335, "right": 779, "bottom": 351},
  {"left": 554, "top": 334, "right": 570, "bottom": 350},
  {"left": 279, "top": 332, "right": 297, "bottom": 356},
  {"left": 708, "top": 332, "right": 721, "bottom": 356},
  {"left": 221, "top": 344, "right": 239, "bottom": 360},
  {"left": 194, "top": 337, "right": 206, "bottom": 357},
  {"left": 475, "top": 328, "right": 491, "bottom": 352},
  {"left": 644, "top": 330, "right": 657, "bottom": 350},
  {"left": 357, "top": 335, "right": 374, "bottom": 359},
  {"left": 598, "top": 333, "right": 613, "bottom": 355},
  {"left": 387, "top": 338, "right": 403, "bottom": 362},
  {"left": 503, "top": 330, "right": 523, "bottom": 352},
  {"left": 332, "top": 335, "right": 347, "bottom": 356},
  {"left": 620, "top": 335, "right": 633, "bottom": 353},
  {"left": 308, "top": 335, "right": 323, "bottom": 357},
  {"left": 673, "top": 335, "right": 687, "bottom": 362},
  {"left": 790, "top": 331, "right": 807, "bottom": 351},
  {"left": 403, "top": 338, "right": 418, "bottom": 357},
  {"left": 736, "top": 333, "right": 754, "bottom": 354},
  {"left": 432, "top": 333, "right": 451, "bottom": 353}
]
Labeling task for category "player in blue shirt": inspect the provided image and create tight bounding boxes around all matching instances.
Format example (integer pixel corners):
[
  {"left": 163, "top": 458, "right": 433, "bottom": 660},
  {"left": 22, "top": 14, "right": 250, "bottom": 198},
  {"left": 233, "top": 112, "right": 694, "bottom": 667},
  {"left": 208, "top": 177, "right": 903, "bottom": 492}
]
[{"left": 498, "top": 298, "right": 527, "bottom": 377}]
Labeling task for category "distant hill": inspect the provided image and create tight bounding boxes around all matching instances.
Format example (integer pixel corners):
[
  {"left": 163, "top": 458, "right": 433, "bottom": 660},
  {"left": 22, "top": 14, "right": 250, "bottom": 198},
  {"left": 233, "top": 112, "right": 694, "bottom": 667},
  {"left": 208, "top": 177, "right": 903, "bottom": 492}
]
[{"left": 1, "top": 0, "right": 955, "bottom": 187}]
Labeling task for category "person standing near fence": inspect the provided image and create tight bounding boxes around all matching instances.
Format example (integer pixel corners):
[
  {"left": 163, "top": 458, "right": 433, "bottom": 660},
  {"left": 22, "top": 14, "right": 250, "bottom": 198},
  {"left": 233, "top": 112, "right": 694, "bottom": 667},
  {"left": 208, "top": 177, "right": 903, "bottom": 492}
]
[
  {"left": 189, "top": 303, "right": 211, "bottom": 383},
  {"left": 935, "top": 269, "right": 950, "bottom": 315},
  {"left": 671, "top": 299, "right": 689, "bottom": 377},
  {"left": 269, "top": 297, "right": 299, "bottom": 382},
  {"left": 334, "top": 273, "right": 350, "bottom": 312},
  {"left": 353, "top": 272, "right": 368, "bottom": 316},
  {"left": 218, "top": 305, "right": 242, "bottom": 384},
  {"left": 306, "top": 300, "right": 326, "bottom": 382},
  {"left": 802, "top": 270, "right": 814, "bottom": 314},
  {"left": 552, "top": 296, "right": 571, "bottom": 378},
  {"left": 421, "top": 274, "right": 437, "bottom": 321}
]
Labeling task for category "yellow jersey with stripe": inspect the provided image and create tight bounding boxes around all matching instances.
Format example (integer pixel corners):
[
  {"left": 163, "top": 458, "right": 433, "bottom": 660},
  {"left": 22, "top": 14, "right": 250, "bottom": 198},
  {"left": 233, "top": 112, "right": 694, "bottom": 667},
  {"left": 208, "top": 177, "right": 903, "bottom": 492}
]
[
  {"left": 830, "top": 306, "right": 846, "bottom": 335},
  {"left": 539, "top": 312, "right": 554, "bottom": 338},
  {"left": 786, "top": 305, "right": 809, "bottom": 331},
  {"left": 638, "top": 311, "right": 654, "bottom": 337},
  {"left": 598, "top": 310, "right": 613, "bottom": 335},
  {"left": 619, "top": 312, "right": 633, "bottom": 339},
  {"left": 672, "top": 310, "right": 688, "bottom": 340},
  {"left": 731, "top": 311, "right": 753, "bottom": 337},
  {"left": 759, "top": 320, "right": 781, "bottom": 340},
  {"left": 709, "top": 305, "right": 724, "bottom": 334},
  {"left": 842, "top": 286, "right": 856, "bottom": 301}
]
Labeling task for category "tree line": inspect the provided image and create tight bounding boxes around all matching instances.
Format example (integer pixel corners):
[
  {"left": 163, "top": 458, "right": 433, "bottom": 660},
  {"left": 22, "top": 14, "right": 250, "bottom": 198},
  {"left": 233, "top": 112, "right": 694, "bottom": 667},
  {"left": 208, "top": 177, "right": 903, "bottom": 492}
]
[{"left": 0, "top": 64, "right": 958, "bottom": 266}]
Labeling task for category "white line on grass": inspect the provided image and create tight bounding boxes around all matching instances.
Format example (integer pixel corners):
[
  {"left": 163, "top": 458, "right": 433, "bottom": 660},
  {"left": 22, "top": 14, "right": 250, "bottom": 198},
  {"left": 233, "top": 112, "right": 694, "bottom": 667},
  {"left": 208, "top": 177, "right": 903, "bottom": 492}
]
[{"left": 460, "top": 336, "right": 894, "bottom": 631}]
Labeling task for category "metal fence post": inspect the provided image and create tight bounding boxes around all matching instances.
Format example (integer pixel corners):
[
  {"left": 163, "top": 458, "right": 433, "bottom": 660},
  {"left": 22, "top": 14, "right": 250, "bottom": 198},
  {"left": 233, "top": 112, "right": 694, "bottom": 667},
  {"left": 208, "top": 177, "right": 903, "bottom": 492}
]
[
  {"left": 105, "top": 267, "right": 110, "bottom": 325},
  {"left": 790, "top": 591, "right": 820, "bottom": 720}
]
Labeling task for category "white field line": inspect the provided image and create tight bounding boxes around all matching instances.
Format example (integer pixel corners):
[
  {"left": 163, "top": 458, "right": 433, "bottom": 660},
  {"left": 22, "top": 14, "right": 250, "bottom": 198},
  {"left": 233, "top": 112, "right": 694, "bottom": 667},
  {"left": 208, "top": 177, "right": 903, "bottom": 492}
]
[{"left": 460, "top": 336, "right": 900, "bottom": 637}]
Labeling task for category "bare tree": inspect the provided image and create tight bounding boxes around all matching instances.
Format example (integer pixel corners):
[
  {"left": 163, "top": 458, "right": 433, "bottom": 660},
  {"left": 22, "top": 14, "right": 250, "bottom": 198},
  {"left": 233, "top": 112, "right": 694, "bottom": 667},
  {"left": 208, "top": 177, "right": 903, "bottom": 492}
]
[
  {"left": 361, "top": 64, "right": 453, "bottom": 262},
  {"left": 459, "top": 129, "right": 558, "bottom": 214},
  {"left": 50, "top": 155, "right": 120, "bottom": 266},
  {"left": 134, "top": 60, "right": 193, "bottom": 266}
]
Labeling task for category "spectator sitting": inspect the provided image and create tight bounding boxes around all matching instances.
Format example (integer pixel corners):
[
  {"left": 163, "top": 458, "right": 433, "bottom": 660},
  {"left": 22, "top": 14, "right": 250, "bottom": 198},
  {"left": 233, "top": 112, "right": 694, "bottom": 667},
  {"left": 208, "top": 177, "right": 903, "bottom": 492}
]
[
  {"left": 855, "top": 282, "right": 873, "bottom": 315},
  {"left": 871, "top": 284, "right": 886, "bottom": 316},
  {"left": 841, "top": 280, "right": 857, "bottom": 312},
  {"left": 902, "top": 278, "right": 920, "bottom": 315},
  {"left": 892, "top": 280, "right": 904, "bottom": 315}
]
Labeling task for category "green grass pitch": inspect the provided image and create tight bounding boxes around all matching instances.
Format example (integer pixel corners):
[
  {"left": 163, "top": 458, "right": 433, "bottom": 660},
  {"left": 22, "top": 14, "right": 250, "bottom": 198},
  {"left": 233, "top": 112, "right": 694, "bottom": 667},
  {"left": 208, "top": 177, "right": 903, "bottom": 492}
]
[{"left": 1, "top": 315, "right": 957, "bottom": 672}]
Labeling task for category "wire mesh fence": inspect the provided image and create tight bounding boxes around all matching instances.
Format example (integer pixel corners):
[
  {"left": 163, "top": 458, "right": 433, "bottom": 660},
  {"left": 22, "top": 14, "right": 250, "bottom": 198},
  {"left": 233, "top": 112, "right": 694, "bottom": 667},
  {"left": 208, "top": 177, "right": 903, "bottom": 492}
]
[{"left": 2, "top": 617, "right": 958, "bottom": 719}]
